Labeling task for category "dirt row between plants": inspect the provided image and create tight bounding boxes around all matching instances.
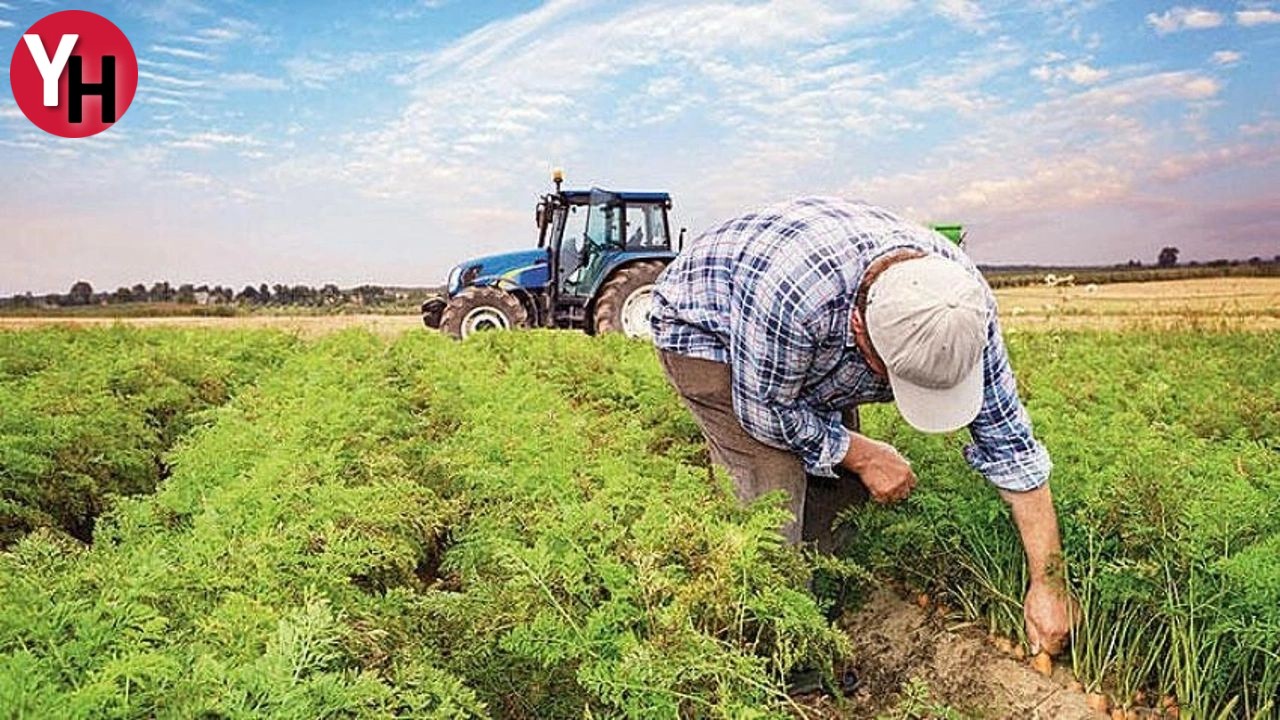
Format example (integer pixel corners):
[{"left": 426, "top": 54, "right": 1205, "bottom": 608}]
[{"left": 825, "top": 589, "right": 1099, "bottom": 719}]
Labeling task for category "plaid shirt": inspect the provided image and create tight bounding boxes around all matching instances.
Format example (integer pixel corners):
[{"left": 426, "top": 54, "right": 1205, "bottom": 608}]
[{"left": 650, "top": 196, "right": 1050, "bottom": 492}]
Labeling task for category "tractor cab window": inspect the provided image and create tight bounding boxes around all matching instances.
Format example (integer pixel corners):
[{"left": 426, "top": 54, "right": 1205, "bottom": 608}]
[
  {"left": 624, "top": 204, "right": 669, "bottom": 250},
  {"left": 558, "top": 204, "right": 588, "bottom": 286},
  {"left": 585, "top": 196, "right": 622, "bottom": 251}
]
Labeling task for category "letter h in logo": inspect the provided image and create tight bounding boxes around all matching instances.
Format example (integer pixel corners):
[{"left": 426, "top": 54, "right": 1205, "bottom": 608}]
[{"left": 67, "top": 55, "right": 116, "bottom": 123}]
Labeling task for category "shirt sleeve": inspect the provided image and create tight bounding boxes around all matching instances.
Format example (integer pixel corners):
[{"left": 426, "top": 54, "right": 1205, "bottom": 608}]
[
  {"left": 727, "top": 265, "right": 850, "bottom": 478},
  {"left": 964, "top": 314, "right": 1052, "bottom": 492}
]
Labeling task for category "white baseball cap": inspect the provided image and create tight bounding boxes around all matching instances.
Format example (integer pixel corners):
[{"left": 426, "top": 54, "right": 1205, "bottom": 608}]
[{"left": 864, "top": 255, "right": 989, "bottom": 433}]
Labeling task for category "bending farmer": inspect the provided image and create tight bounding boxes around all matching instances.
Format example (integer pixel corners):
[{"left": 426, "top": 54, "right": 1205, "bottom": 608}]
[{"left": 650, "top": 196, "right": 1075, "bottom": 655}]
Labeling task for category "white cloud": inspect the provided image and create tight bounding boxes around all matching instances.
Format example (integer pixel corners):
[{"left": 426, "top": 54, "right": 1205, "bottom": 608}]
[
  {"left": 0, "top": 104, "right": 23, "bottom": 119},
  {"left": 219, "top": 72, "right": 286, "bottom": 91},
  {"left": 0, "top": 19, "right": 14, "bottom": 28},
  {"left": 1078, "top": 71, "right": 1221, "bottom": 104},
  {"left": 934, "top": 0, "right": 989, "bottom": 31},
  {"left": 138, "top": 95, "right": 191, "bottom": 108},
  {"left": 150, "top": 45, "right": 214, "bottom": 61},
  {"left": 1153, "top": 143, "right": 1280, "bottom": 182},
  {"left": 1236, "top": 8, "right": 1280, "bottom": 25},
  {"left": 134, "top": 0, "right": 215, "bottom": 26},
  {"left": 176, "top": 18, "right": 263, "bottom": 45},
  {"left": 1033, "top": 60, "right": 1110, "bottom": 85},
  {"left": 1240, "top": 118, "right": 1280, "bottom": 136},
  {"left": 1146, "top": 6, "right": 1224, "bottom": 34},
  {"left": 182, "top": 27, "right": 234, "bottom": 44},
  {"left": 1063, "top": 63, "right": 1109, "bottom": 85},
  {"left": 1211, "top": 50, "right": 1242, "bottom": 66},
  {"left": 140, "top": 85, "right": 205, "bottom": 100},
  {"left": 390, "top": 0, "right": 451, "bottom": 20},
  {"left": 168, "top": 131, "right": 265, "bottom": 150},
  {"left": 139, "top": 70, "right": 206, "bottom": 87},
  {"left": 284, "top": 52, "right": 401, "bottom": 89},
  {"left": 172, "top": 171, "right": 214, "bottom": 187},
  {"left": 139, "top": 57, "right": 202, "bottom": 74}
]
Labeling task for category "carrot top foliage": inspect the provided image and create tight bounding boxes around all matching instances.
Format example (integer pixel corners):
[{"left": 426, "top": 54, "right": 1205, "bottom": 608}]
[
  {"left": 0, "top": 326, "right": 1275, "bottom": 718},
  {"left": 0, "top": 329, "right": 845, "bottom": 718},
  {"left": 0, "top": 327, "right": 299, "bottom": 546}
]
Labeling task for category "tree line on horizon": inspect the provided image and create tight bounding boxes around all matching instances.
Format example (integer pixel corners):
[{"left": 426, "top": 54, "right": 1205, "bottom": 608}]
[{"left": 0, "top": 281, "right": 429, "bottom": 309}]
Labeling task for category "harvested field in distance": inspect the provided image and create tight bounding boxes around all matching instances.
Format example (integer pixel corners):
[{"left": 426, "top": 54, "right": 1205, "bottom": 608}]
[
  {"left": 997, "top": 277, "right": 1280, "bottom": 330},
  {"left": 3, "top": 277, "right": 1277, "bottom": 333}
]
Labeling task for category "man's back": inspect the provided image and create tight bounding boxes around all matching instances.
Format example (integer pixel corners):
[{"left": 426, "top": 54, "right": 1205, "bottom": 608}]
[{"left": 650, "top": 196, "right": 980, "bottom": 363}]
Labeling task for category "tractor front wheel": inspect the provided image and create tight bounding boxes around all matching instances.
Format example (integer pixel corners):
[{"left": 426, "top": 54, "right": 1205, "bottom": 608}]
[
  {"left": 439, "top": 287, "right": 528, "bottom": 340},
  {"left": 421, "top": 296, "right": 445, "bottom": 329},
  {"left": 593, "top": 261, "right": 667, "bottom": 339}
]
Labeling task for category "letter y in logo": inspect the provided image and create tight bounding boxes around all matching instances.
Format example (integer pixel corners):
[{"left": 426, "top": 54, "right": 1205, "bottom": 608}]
[{"left": 23, "top": 34, "right": 78, "bottom": 106}]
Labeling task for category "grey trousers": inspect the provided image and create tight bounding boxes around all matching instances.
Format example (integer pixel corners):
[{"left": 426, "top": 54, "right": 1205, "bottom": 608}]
[{"left": 658, "top": 349, "right": 867, "bottom": 553}]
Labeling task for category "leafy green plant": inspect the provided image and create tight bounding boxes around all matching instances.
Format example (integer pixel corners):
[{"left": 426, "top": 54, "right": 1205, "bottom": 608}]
[
  {"left": 2, "top": 325, "right": 1274, "bottom": 718},
  {"left": 0, "top": 327, "right": 298, "bottom": 546},
  {"left": 0, "top": 329, "right": 849, "bottom": 718}
]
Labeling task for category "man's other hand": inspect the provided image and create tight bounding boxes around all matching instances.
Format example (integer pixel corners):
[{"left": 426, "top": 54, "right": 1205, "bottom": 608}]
[
  {"left": 1024, "top": 580, "right": 1079, "bottom": 656},
  {"left": 842, "top": 433, "right": 916, "bottom": 503}
]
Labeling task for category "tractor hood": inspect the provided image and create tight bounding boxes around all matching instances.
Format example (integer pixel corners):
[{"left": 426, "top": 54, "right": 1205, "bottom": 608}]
[{"left": 448, "top": 248, "right": 549, "bottom": 295}]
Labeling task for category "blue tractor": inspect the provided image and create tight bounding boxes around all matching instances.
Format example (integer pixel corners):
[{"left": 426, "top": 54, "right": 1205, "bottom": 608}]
[{"left": 422, "top": 171, "right": 682, "bottom": 339}]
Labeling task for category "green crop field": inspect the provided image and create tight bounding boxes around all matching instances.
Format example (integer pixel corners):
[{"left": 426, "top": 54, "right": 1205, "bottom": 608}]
[{"left": 0, "top": 326, "right": 1276, "bottom": 719}]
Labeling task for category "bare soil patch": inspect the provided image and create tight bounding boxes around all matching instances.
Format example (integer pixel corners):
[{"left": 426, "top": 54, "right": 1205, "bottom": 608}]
[{"left": 825, "top": 589, "right": 1099, "bottom": 719}]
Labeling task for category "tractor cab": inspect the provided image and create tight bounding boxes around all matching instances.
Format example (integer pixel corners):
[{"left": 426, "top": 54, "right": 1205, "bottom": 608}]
[
  {"left": 423, "top": 171, "right": 681, "bottom": 339},
  {"left": 537, "top": 184, "right": 677, "bottom": 331}
]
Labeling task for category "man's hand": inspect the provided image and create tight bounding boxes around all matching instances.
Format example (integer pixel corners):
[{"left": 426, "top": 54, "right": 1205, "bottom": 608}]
[
  {"left": 1024, "top": 579, "right": 1079, "bottom": 655},
  {"left": 842, "top": 432, "right": 916, "bottom": 503}
]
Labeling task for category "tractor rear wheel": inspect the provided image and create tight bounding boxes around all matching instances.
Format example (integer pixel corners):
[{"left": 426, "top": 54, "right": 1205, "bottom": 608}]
[
  {"left": 439, "top": 287, "right": 528, "bottom": 340},
  {"left": 593, "top": 261, "right": 666, "bottom": 339}
]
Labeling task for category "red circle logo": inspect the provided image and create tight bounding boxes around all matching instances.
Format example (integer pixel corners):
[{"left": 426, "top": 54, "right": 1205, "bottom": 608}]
[{"left": 9, "top": 10, "right": 138, "bottom": 138}]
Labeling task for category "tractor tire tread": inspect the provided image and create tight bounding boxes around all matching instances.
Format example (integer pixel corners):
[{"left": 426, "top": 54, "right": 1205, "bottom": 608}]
[
  {"left": 593, "top": 260, "right": 667, "bottom": 336},
  {"left": 439, "top": 286, "right": 528, "bottom": 340}
]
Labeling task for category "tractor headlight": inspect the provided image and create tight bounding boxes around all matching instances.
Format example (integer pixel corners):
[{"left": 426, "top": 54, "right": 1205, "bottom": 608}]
[{"left": 447, "top": 266, "right": 463, "bottom": 294}]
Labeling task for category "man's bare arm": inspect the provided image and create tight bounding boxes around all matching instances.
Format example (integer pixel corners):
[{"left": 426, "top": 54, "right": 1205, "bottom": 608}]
[{"left": 1000, "top": 484, "right": 1077, "bottom": 654}]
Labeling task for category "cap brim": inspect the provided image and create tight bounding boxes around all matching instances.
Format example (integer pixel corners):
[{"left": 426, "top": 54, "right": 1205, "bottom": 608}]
[{"left": 887, "top": 359, "right": 984, "bottom": 434}]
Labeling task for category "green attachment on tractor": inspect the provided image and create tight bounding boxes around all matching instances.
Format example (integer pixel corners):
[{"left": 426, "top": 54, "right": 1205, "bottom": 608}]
[{"left": 930, "top": 223, "right": 966, "bottom": 247}]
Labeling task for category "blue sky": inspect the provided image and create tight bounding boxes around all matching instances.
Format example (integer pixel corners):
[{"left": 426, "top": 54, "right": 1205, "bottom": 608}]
[{"left": 2, "top": 0, "right": 1278, "bottom": 294}]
